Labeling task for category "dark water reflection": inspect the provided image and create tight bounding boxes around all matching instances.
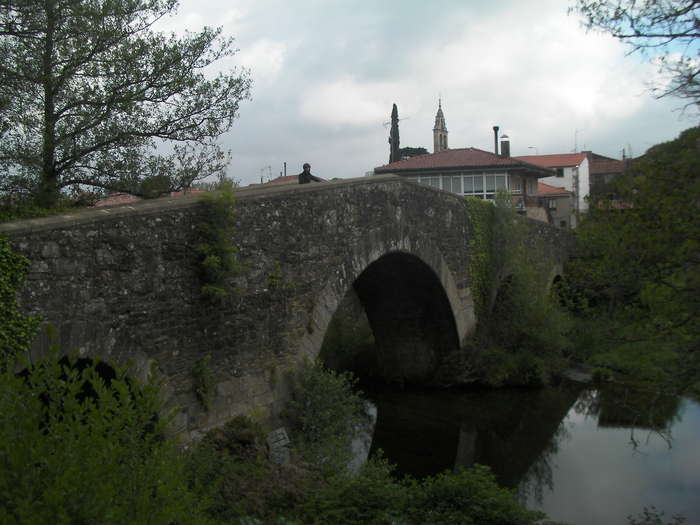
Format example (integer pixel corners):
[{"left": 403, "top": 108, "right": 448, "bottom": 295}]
[{"left": 364, "top": 382, "right": 700, "bottom": 525}]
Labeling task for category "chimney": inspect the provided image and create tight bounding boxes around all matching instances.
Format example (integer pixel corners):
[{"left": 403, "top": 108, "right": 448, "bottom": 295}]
[
  {"left": 492, "top": 126, "right": 499, "bottom": 155},
  {"left": 500, "top": 134, "right": 510, "bottom": 157}
]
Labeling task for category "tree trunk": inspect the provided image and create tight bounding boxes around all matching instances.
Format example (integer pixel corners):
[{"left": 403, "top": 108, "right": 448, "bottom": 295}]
[{"left": 38, "top": 0, "right": 58, "bottom": 208}]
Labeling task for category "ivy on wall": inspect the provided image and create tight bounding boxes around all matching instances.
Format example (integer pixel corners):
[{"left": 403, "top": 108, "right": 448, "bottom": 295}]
[
  {"left": 0, "top": 235, "right": 38, "bottom": 368},
  {"left": 461, "top": 195, "right": 572, "bottom": 387},
  {"left": 193, "top": 354, "right": 215, "bottom": 411},
  {"left": 464, "top": 197, "right": 497, "bottom": 318},
  {"left": 195, "top": 180, "right": 240, "bottom": 301}
]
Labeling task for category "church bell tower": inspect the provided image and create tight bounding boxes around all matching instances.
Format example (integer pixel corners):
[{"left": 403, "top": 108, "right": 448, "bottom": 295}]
[{"left": 433, "top": 99, "right": 448, "bottom": 153}]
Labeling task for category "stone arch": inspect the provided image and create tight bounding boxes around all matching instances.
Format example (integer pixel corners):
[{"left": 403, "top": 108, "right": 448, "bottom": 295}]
[
  {"left": 545, "top": 263, "right": 564, "bottom": 295},
  {"left": 296, "top": 231, "right": 475, "bottom": 382}
]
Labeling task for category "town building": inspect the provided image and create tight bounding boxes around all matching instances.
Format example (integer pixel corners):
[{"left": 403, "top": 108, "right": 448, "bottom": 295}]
[
  {"left": 533, "top": 182, "right": 575, "bottom": 229},
  {"left": 514, "top": 152, "right": 624, "bottom": 227},
  {"left": 374, "top": 102, "right": 554, "bottom": 220}
]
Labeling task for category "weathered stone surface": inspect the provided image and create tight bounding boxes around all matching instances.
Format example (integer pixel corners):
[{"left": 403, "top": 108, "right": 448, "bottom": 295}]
[{"left": 0, "top": 175, "right": 570, "bottom": 440}]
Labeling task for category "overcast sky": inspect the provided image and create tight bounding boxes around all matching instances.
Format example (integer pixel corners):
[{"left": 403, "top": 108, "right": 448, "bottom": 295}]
[{"left": 160, "top": 0, "right": 696, "bottom": 186}]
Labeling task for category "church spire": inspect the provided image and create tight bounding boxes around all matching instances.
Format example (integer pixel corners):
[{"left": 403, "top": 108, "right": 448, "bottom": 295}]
[{"left": 433, "top": 99, "right": 448, "bottom": 153}]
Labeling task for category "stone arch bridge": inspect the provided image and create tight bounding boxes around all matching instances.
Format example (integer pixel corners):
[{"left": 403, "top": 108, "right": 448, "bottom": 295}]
[{"left": 1, "top": 175, "right": 569, "bottom": 439}]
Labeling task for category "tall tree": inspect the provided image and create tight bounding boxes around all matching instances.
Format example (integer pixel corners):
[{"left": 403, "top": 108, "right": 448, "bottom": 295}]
[
  {"left": 571, "top": 0, "right": 699, "bottom": 109},
  {"left": 567, "top": 127, "right": 700, "bottom": 391},
  {"left": 388, "top": 103, "right": 400, "bottom": 163},
  {"left": 0, "top": 0, "right": 251, "bottom": 206}
]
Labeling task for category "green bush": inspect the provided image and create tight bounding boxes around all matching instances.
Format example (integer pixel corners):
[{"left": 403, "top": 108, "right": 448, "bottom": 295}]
[
  {"left": 294, "top": 460, "right": 553, "bottom": 525},
  {"left": 293, "top": 456, "right": 408, "bottom": 525},
  {"left": 0, "top": 353, "right": 211, "bottom": 525},
  {"left": 283, "top": 361, "right": 365, "bottom": 475},
  {"left": 188, "top": 415, "right": 318, "bottom": 524},
  {"left": 405, "top": 465, "right": 549, "bottom": 525}
]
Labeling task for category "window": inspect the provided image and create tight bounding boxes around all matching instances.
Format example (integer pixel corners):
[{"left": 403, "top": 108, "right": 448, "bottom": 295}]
[
  {"left": 495, "top": 175, "right": 507, "bottom": 191},
  {"left": 417, "top": 176, "right": 440, "bottom": 188},
  {"left": 462, "top": 172, "right": 509, "bottom": 200},
  {"left": 559, "top": 220, "right": 567, "bottom": 228},
  {"left": 463, "top": 176, "right": 474, "bottom": 193},
  {"left": 527, "top": 179, "right": 536, "bottom": 194},
  {"left": 548, "top": 199, "right": 557, "bottom": 209},
  {"left": 556, "top": 168, "right": 564, "bottom": 178},
  {"left": 485, "top": 175, "right": 496, "bottom": 193},
  {"left": 442, "top": 175, "right": 452, "bottom": 193},
  {"left": 510, "top": 176, "right": 522, "bottom": 194}
]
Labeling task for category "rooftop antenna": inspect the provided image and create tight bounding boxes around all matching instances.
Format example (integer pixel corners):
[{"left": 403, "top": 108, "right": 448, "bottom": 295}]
[
  {"left": 382, "top": 116, "right": 410, "bottom": 127},
  {"left": 573, "top": 129, "right": 583, "bottom": 153}
]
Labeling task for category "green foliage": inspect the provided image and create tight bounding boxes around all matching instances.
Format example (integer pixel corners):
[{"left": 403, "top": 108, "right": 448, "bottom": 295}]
[
  {"left": 0, "top": 198, "right": 87, "bottom": 223},
  {"left": 464, "top": 197, "right": 497, "bottom": 317},
  {"left": 566, "top": 127, "right": 700, "bottom": 393},
  {"left": 194, "top": 354, "right": 215, "bottom": 411},
  {"left": 188, "top": 415, "right": 317, "bottom": 524},
  {"left": 0, "top": 353, "right": 212, "bottom": 525},
  {"left": 404, "top": 465, "right": 549, "bottom": 525},
  {"left": 189, "top": 426, "right": 553, "bottom": 525},
  {"left": 140, "top": 174, "right": 173, "bottom": 199},
  {"left": 398, "top": 146, "right": 429, "bottom": 158},
  {"left": 628, "top": 506, "right": 687, "bottom": 525},
  {"left": 463, "top": 195, "right": 572, "bottom": 387},
  {"left": 0, "top": 235, "right": 38, "bottom": 368},
  {"left": 571, "top": 0, "right": 699, "bottom": 107},
  {"left": 294, "top": 460, "right": 551, "bottom": 525},
  {"left": 196, "top": 179, "right": 240, "bottom": 301},
  {"left": 0, "top": 0, "right": 251, "bottom": 206},
  {"left": 283, "top": 360, "right": 365, "bottom": 475},
  {"left": 293, "top": 456, "right": 408, "bottom": 525}
]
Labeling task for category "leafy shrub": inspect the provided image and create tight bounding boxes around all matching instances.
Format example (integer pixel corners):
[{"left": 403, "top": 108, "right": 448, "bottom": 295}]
[
  {"left": 0, "top": 353, "right": 210, "bottom": 524},
  {"left": 293, "top": 456, "right": 408, "bottom": 525},
  {"left": 405, "top": 465, "right": 549, "bottom": 525},
  {"left": 188, "top": 415, "right": 318, "bottom": 523},
  {"left": 283, "top": 360, "right": 365, "bottom": 474}
]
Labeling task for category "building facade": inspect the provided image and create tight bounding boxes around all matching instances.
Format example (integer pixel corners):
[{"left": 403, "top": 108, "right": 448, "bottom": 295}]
[
  {"left": 374, "top": 146, "right": 551, "bottom": 208},
  {"left": 376, "top": 101, "right": 552, "bottom": 215}
]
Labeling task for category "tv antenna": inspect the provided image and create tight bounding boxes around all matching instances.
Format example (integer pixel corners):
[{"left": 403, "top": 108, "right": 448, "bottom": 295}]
[{"left": 383, "top": 116, "right": 410, "bottom": 128}]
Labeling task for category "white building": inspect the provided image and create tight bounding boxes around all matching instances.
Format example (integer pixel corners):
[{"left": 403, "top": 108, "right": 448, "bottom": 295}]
[{"left": 513, "top": 153, "right": 589, "bottom": 227}]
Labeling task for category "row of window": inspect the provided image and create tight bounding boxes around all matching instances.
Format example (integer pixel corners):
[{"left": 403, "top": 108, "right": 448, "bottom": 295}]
[{"left": 410, "top": 173, "right": 531, "bottom": 199}]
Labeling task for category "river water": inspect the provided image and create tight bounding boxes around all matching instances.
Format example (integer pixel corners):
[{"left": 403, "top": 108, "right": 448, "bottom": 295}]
[{"left": 363, "top": 381, "right": 700, "bottom": 525}]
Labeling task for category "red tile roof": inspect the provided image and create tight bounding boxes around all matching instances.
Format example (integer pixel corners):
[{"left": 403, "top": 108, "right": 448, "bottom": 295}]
[
  {"left": 375, "top": 147, "right": 552, "bottom": 175},
  {"left": 93, "top": 192, "right": 142, "bottom": 207},
  {"left": 590, "top": 159, "right": 625, "bottom": 175},
  {"left": 266, "top": 175, "right": 301, "bottom": 184},
  {"left": 514, "top": 153, "right": 588, "bottom": 168},
  {"left": 535, "top": 182, "right": 573, "bottom": 196},
  {"left": 92, "top": 189, "right": 204, "bottom": 207}
]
